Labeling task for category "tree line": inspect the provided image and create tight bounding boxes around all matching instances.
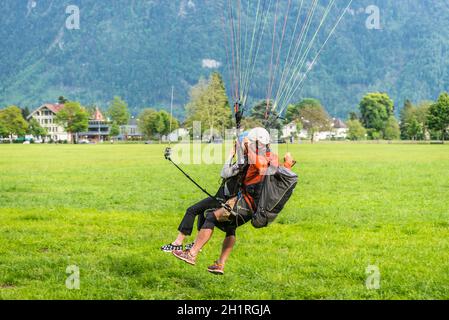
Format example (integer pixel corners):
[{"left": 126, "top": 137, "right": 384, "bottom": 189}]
[
  {"left": 345, "top": 92, "right": 449, "bottom": 142},
  {"left": 1, "top": 72, "right": 449, "bottom": 144},
  {"left": 0, "top": 95, "right": 180, "bottom": 143},
  {"left": 183, "top": 73, "right": 449, "bottom": 144}
]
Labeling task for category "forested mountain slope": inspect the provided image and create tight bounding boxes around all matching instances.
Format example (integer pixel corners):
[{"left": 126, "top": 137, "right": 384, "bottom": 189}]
[{"left": 1, "top": 0, "right": 448, "bottom": 118}]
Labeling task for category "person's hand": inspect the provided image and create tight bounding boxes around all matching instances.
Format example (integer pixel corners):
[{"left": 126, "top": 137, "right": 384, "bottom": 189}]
[{"left": 284, "top": 152, "right": 295, "bottom": 168}]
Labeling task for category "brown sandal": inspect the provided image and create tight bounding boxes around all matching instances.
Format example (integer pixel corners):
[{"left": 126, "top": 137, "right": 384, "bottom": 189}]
[
  {"left": 207, "top": 261, "right": 225, "bottom": 275},
  {"left": 173, "top": 250, "right": 197, "bottom": 266}
]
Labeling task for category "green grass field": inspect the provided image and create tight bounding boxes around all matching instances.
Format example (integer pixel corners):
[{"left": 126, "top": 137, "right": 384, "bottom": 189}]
[{"left": 0, "top": 143, "right": 448, "bottom": 300}]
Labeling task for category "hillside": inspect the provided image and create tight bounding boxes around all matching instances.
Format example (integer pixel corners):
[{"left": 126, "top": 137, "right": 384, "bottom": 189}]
[{"left": 1, "top": 0, "right": 449, "bottom": 118}]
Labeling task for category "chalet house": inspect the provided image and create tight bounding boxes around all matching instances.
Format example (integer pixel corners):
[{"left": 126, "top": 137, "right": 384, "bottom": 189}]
[
  {"left": 28, "top": 104, "right": 111, "bottom": 143},
  {"left": 27, "top": 104, "right": 70, "bottom": 142},
  {"left": 331, "top": 118, "right": 349, "bottom": 139},
  {"left": 79, "top": 108, "right": 110, "bottom": 143},
  {"left": 314, "top": 118, "right": 349, "bottom": 141}
]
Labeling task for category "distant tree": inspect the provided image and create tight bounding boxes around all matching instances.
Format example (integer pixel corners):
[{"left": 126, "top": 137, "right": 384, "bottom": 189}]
[
  {"left": 247, "top": 100, "right": 282, "bottom": 130},
  {"left": 399, "top": 100, "right": 431, "bottom": 141},
  {"left": 299, "top": 103, "right": 331, "bottom": 143},
  {"left": 28, "top": 118, "right": 48, "bottom": 138},
  {"left": 285, "top": 98, "right": 330, "bottom": 143},
  {"left": 55, "top": 102, "right": 89, "bottom": 143},
  {"left": 414, "top": 101, "right": 432, "bottom": 140},
  {"left": 139, "top": 109, "right": 162, "bottom": 139},
  {"left": 185, "top": 73, "right": 231, "bottom": 134},
  {"left": 359, "top": 92, "right": 394, "bottom": 139},
  {"left": 0, "top": 106, "right": 29, "bottom": 141},
  {"left": 158, "top": 110, "right": 179, "bottom": 137},
  {"left": 110, "top": 122, "right": 120, "bottom": 137},
  {"left": 406, "top": 117, "right": 422, "bottom": 141},
  {"left": 21, "top": 107, "right": 31, "bottom": 120},
  {"left": 369, "top": 130, "right": 382, "bottom": 140},
  {"left": 347, "top": 119, "right": 367, "bottom": 141},
  {"left": 58, "top": 96, "right": 69, "bottom": 104},
  {"left": 348, "top": 111, "right": 359, "bottom": 121},
  {"left": 207, "top": 73, "right": 231, "bottom": 130},
  {"left": 240, "top": 117, "right": 263, "bottom": 130},
  {"left": 428, "top": 92, "right": 449, "bottom": 143},
  {"left": 185, "top": 77, "right": 208, "bottom": 129},
  {"left": 138, "top": 109, "right": 179, "bottom": 140},
  {"left": 286, "top": 98, "right": 322, "bottom": 123},
  {"left": 0, "top": 121, "right": 7, "bottom": 138},
  {"left": 384, "top": 116, "right": 401, "bottom": 140},
  {"left": 108, "top": 96, "right": 130, "bottom": 126},
  {"left": 400, "top": 100, "right": 414, "bottom": 140},
  {"left": 415, "top": 101, "right": 432, "bottom": 123},
  {"left": 285, "top": 104, "right": 296, "bottom": 123}
]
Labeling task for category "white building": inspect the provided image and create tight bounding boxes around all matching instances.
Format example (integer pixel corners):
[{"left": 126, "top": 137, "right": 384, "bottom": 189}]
[
  {"left": 27, "top": 104, "right": 70, "bottom": 142},
  {"left": 281, "top": 121, "right": 308, "bottom": 142},
  {"left": 119, "top": 118, "right": 144, "bottom": 141},
  {"left": 281, "top": 118, "right": 348, "bottom": 142},
  {"left": 282, "top": 122, "right": 297, "bottom": 139},
  {"left": 330, "top": 118, "right": 349, "bottom": 140},
  {"left": 313, "top": 118, "right": 348, "bottom": 141}
]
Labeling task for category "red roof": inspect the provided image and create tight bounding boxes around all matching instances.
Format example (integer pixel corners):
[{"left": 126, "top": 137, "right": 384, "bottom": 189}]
[
  {"left": 92, "top": 107, "right": 105, "bottom": 121},
  {"left": 44, "top": 104, "right": 65, "bottom": 114}
]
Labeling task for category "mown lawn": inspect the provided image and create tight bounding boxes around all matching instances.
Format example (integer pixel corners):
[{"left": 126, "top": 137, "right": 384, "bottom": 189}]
[{"left": 0, "top": 143, "right": 448, "bottom": 300}]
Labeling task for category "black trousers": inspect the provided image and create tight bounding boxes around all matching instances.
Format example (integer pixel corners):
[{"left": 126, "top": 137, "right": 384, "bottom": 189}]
[
  {"left": 177, "top": 197, "right": 221, "bottom": 236},
  {"left": 201, "top": 195, "right": 253, "bottom": 237}
]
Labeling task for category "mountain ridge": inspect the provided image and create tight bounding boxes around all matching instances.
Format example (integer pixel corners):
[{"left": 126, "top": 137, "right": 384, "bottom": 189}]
[{"left": 1, "top": 0, "right": 449, "bottom": 118}]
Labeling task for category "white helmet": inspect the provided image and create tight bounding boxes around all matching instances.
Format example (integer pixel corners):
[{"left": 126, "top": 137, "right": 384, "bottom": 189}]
[{"left": 248, "top": 127, "right": 271, "bottom": 145}]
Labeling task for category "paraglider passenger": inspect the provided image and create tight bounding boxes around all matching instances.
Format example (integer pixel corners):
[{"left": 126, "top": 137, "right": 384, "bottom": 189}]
[{"left": 172, "top": 128, "right": 295, "bottom": 274}]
